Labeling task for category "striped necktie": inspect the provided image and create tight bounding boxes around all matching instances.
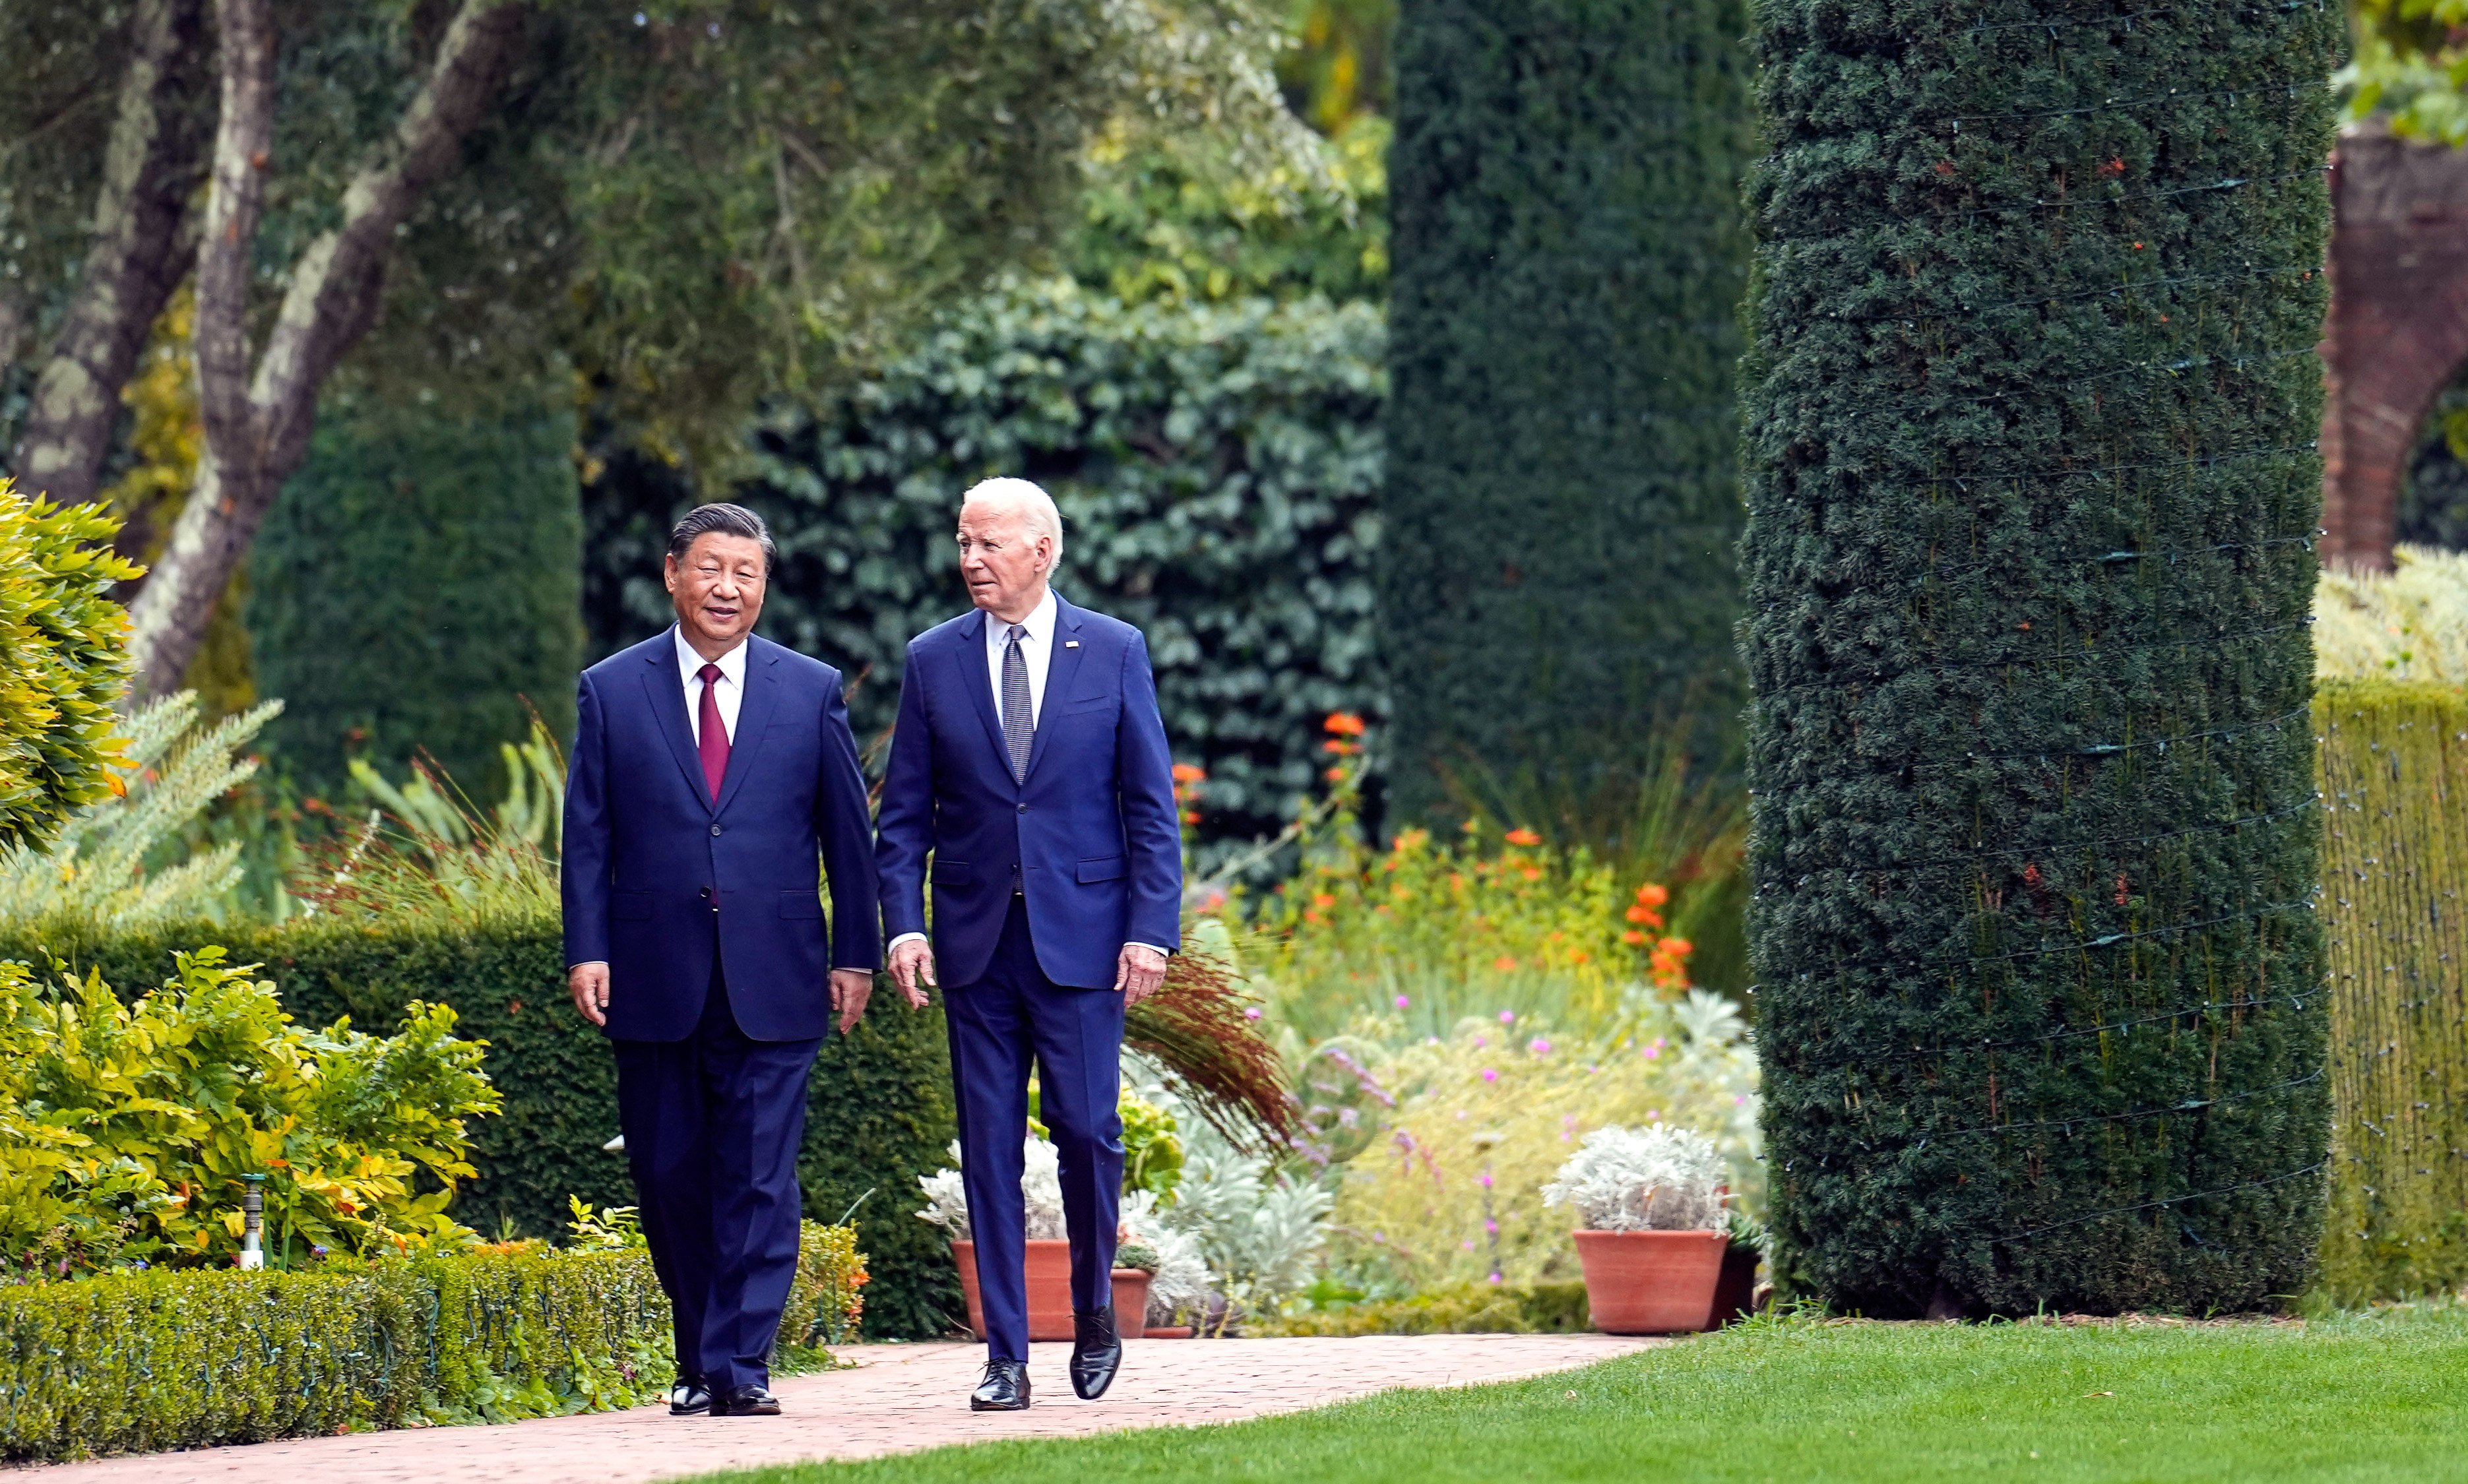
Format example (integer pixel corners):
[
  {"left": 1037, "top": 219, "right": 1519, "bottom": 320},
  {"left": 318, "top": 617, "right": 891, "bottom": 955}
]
[{"left": 1000, "top": 624, "right": 1034, "bottom": 781}]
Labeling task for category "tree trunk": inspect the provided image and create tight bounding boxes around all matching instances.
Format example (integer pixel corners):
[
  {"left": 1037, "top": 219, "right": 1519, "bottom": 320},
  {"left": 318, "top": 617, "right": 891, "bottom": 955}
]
[
  {"left": 125, "top": 0, "right": 526, "bottom": 701},
  {"left": 9, "top": 0, "right": 208, "bottom": 508}
]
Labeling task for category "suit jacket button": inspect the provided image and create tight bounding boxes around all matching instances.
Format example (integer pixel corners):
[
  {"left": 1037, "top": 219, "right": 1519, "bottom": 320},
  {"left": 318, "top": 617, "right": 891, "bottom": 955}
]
[
  {"left": 711, "top": 824, "right": 723, "bottom": 836},
  {"left": 1017, "top": 803, "right": 1028, "bottom": 814}
]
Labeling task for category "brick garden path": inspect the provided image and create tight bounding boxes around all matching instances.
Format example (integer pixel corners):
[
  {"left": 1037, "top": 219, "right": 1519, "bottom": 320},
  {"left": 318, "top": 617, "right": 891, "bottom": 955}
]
[{"left": 22, "top": 1335, "right": 1660, "bottom": 1484}]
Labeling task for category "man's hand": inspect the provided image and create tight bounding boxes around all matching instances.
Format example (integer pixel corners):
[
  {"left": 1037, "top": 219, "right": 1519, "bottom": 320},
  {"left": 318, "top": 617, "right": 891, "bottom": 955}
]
[
  {"left": 1116, "top": 943, "right": 1168, "bottom": 1007},
  {"left": 831, "top": 968, "right": 875, "bottom": 1034},
  {"left": 569, "top": 962, "right": 610, "bottom": 1027},
  {"left": 889, "top": 938, "right": 937, "bottom": 1008}
]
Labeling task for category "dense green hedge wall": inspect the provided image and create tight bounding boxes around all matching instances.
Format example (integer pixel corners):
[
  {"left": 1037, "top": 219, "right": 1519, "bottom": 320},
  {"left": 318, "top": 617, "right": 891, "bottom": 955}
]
[
  {"left": 1740, "top": 2, "right": 2337, "bottom": 1315},
  {"left": 249, "top": 390, "right": 583, "bottom": 799},
  {"left": 2316, "top": 681, "right": 2468, "bottom": 1304},
  {"left": 1376, "top": 0, "right": 1755, "bottom": 825},
  {"left": 0, "top": 1247, "right": 666, "bottom": 1461},
  {"left": 0, "top": 917, "right": 963, "bottom": 1339},
  {"left": 584, "top": 281, "right": 1385, "bottom": 855}
]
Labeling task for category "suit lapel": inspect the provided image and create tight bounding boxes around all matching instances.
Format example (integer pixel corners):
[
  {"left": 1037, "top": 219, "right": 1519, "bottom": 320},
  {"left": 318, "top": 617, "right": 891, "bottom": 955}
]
[
  {"left": 1021, "top": 595, "right": 1088, "bottom": 784},
  {"left": 713, "top": 639, "right": 782, "bottom": 817},
  {"left": 958, "top": 609, "right": 1013, "bottom": 771},
  {"left": 641, "top": 631, "right": 714, "bottom": 814}
]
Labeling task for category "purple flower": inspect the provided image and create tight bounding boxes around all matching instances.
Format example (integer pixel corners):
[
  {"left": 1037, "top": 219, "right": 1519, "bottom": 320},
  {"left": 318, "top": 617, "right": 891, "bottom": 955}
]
[
  {"left": 1484, "top": 1220, "right": 1499, "bottom": 1235},
  {"left": 1461, "top": 1239, "right": 1477, "bottom": 1251},
  {"left": 1735, "top": 1094, "right": 1748, "bottom": 1106},
  {"left": 1529, "top": 1037, "right": 1552, "bottom": 1056},
  {"left": 1474, "top": 1036, "right": 1488, "bottom": 1049},
  {"left": 1395, "top": 995, "right": 1410, "bottom": 1010},
  {"left": 1480, "top": 1068, "right": 1498, "bottom": 1082},
  {"left": 1478, "top": 1172, "right": 1494, "bottom": 1189},
  {"left": 1499, "top": 1009, "right": 1516, "bottom": 1025},
  {"left": 1487, "top": 1273, "right": 1504, "bottom": 1284},
  {"left": 1648, "top": 1109, "right": 1663, "bottom": 1122},
  {"left": 1244, "top": 1007, "right": 1263, "bottom": 1021},
  {"left": 1643, "top": 1044, "right": 1661, "bottom": 1061}
]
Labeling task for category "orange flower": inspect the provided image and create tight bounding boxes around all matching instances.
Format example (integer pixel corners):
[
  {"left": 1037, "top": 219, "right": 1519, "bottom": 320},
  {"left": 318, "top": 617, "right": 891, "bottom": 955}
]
[
  {"left": 1625, "top": 904, "right": 1664, "bottom": 928},
  {"left": 1622, "top": 930, "right": 1647, "bottom": 946},
  {"left": 1323, "top": 711, "right": 1367, "bottom": 736},
  {"left": 1171, "top": 762, "right": 1207, "bottom": 784},
  {"left": 1635, "top": 882, "right": 1669, "bottom": 908},
  {"left": 1181, "top": 811, "right": 1201, "bottom": 825},
  {"left": 1661, "top": 938, "right": 1694, "bottom": 958},
  {"left": 1313, "top": 894, "right": 1337, "bottom": 910},
  {"left": 1503, "top": 827, "right": 1542, "bottom": 847},
  {"left": 1322, "top": 738, "right": 1360, "bottom": 756},
  {"left": 1325, "top": 765, "right": 1347, "bottom": 782},
  {"left": 1494, "top": 955, "right": 1519, "bottom": 972}
]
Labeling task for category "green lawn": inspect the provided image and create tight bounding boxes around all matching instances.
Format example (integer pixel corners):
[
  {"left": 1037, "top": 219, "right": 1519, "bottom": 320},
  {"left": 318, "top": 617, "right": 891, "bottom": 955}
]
[{"left": 705, "top": 1305, "right": 2468, "bottom": 1484}]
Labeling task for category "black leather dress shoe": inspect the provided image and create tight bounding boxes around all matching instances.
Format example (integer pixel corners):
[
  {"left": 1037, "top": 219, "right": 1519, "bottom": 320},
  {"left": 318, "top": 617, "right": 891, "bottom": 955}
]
[
  {"left": 668, "top": 1378, "right": 711, "bottom": 1416},
  {"left": 1069, "top": 1306, "right": 1122, "bottom": 1400},
  {"left": 970, "top": 1359, "right": 1031, "bottom": 1411},
  {"left": 713, "top": 1384, "right": 780, "bottom": 1417}
]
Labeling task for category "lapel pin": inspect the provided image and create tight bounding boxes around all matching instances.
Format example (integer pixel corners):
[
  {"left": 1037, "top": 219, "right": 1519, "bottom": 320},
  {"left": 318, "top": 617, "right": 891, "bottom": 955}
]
[{"left": 1064, "top": 640, "right": 1079, "bottom": 648}]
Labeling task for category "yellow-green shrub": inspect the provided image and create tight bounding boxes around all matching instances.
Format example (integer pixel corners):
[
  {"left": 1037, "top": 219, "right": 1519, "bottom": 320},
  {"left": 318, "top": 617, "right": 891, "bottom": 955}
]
[
  {"left": 2316, "top": 680, "right": 2468, "bottom": 1303},
  {"left": 0, "top": 948, "right": 497, "bottom": 1274},
  {"left": 0, "top": 480, "right": 142, "bottom": 852}
]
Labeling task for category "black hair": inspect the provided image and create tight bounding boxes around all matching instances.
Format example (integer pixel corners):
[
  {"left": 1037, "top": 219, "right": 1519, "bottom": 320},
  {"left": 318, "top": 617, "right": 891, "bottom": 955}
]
[{"left": 667, "top": 503, "right": 776, "bottom": 571}]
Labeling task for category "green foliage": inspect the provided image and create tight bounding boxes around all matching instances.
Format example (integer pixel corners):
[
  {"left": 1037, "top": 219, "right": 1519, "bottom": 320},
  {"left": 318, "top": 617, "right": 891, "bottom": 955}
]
[
  {"left": 247, "top": 392, "right": 583, "bottom": 804},
  {"left": 1122, "top": 1092, "right": 1187, "bottom": 1198},
  {"left": 1259, "top": 1279, "right": 1589, "bottom": 1336},
  {"left": 2314, "top": 545, "right": 2468, "bottom": 684},
  {"left": 317, "top": 721, "right": 567, "bottom": 927},
  {"left": 0, "top": 693, "right": 278, "bottom": 931},
  {"left": 2314, "top": 680, "right": 2468, "bottom": 1304},
  {"left": 0, "top": 948, "right": 496, "bottom": 1275},
  {"left": 2343, "top": 0, "right": 2463, "bottom": 141},
  {"left": 1377, "top": 1, "right": 1756, "bottom": 825},
  {"left": 590, "top": 278, "right": 1386, "bottom": 858},
  {"left": 0, "top": 1227, "right": 852, "bottom": 1463},
  {"left": 1070, "top": 113, "right": 1390, "bottom": 307},
  {"left": 1279, "top": 0, "right": 1398, "bottom": 133},
  {"left": 1740, "top": 3, "right": 2337, "bottom": 1314},
  {"left": 0, "top": 481, "right": 142, "bottom": 851},
  {"left": 0, "top": 916, "right": 962, "bottom": 1338}
]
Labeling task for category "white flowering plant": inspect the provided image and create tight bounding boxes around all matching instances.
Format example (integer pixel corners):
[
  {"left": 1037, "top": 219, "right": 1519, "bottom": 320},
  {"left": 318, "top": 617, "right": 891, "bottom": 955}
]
[{"left": 1540, "top": 1124, "right": 1728, "bottom": 1233}]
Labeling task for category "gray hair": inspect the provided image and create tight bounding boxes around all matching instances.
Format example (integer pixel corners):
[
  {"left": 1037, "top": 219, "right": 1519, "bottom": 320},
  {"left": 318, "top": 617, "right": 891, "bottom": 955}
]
[
  {"left": 668, "top": 503, "right": 776, "bottom": 571},
  {"left": 960, "top": 477, "right": 1065, "bottom": 563}
]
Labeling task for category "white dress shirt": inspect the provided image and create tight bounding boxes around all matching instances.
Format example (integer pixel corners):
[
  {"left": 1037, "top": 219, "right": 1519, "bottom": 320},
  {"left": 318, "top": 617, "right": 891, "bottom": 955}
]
[
  {"left": 986, "top": 586, "right": 1058, "bottom": 731},
  {"left": 891, "top": 586, "right": 1168, "bottom": 964},
  {"left": 678, "top": 627, "right": 748, "bottom": 745}
]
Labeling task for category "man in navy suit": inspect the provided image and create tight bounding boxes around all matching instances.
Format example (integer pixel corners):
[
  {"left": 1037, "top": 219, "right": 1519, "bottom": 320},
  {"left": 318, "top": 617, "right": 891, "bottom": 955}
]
[
  {"left": 877, "top": 478, "right": 1182, "bottom": 1411},
  {"left": 563, "top": 503, "right": 879, "bottom": 1419}
]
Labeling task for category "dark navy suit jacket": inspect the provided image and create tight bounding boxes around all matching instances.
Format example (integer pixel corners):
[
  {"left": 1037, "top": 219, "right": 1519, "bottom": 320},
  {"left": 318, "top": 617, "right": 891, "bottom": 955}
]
[
  {"left": 875, "top": 595, "right": 1182, "bottom": 989},
  {"left": 563, "top": 629, "right": 880, "bottom": 1042}
]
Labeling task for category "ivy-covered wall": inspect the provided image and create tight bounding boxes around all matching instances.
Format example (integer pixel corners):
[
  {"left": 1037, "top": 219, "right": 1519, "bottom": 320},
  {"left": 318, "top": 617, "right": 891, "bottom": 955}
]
[
  {"left": 1740, "top": 1, "right": 2337, "bottom": 1315},
  {"left": 585, "top": 282, "right": 1386, "bottom": 857},
  {"left": 249, "top": 391, "right": 584, "bottom": 799},
  {"left": 1377, "top": 0, "right": 1756, "bottom": 825}
]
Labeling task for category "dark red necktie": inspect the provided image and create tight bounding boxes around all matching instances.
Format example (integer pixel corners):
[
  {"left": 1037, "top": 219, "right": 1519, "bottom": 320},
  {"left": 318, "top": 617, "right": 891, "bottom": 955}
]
[{"left": 697, "top": 662, "right": 730, "bottom": 802}]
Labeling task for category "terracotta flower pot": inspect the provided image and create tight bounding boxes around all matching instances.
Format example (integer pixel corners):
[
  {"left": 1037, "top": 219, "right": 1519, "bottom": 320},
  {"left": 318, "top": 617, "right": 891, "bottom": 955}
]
[
  {"left": 949, "top": 1240, "right": 1151, "bottom": 1341},
  {"left": 1707, "top": 1243, "right": 1760, "bottom": 1330},
  {"left": 1572, "top": 1229, "right": 1728, "bottom": 1334}
]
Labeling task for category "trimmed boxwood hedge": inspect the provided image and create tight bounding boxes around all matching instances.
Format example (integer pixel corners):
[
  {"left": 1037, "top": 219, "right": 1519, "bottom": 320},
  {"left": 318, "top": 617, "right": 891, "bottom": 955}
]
[
  {"left": 0, "top": 1227, "right": 860, "bottom": 1462},
  {"left": 0, "top": 917, "right": 962, "bottom": 1340}
]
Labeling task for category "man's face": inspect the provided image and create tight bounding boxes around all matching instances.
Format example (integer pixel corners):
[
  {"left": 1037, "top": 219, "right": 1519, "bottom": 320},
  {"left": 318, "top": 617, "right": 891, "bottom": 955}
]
[
  {"left": 664, "top": 532, "right": 768, "bottom": 651},
  {"left": 956, "top": 502, "right": 1052, "bottom": 621}
]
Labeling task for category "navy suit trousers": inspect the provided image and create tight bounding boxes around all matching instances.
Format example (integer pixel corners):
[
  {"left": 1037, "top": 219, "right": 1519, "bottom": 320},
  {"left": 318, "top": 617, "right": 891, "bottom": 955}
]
[
  {"left": 946, "top": 895, "right": 1125, "bottom": 1361},
  {"left": 613, "top": 962, "right": 819, "bottom": 1392}
]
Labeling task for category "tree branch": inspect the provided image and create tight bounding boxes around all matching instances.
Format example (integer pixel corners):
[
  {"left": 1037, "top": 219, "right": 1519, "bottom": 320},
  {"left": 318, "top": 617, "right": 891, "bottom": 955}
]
[
  {"left": 10, "top": 0, "right": 208, "bottom": 507},
  {"left": 127, "top": 0, "right": 526, "bottom": 701}
]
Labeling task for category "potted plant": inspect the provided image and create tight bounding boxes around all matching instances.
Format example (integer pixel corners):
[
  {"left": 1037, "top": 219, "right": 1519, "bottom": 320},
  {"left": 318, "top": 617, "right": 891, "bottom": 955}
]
[
  {"left": 917, "top": 1138, "right": 1161, "bottom": 1341},
  {"left": 1542, "top": 1125, "right": 1730, "bottom": 1334}
]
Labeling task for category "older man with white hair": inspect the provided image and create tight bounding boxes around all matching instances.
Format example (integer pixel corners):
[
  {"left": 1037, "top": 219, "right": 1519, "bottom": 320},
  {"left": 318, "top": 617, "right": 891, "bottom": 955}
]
[{"left": 875, "top": 477, "right": 1182, "bottom": 1411}]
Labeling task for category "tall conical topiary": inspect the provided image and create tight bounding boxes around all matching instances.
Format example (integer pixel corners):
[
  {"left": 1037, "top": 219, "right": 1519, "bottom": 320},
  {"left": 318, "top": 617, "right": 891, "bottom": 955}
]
[
  {"left": 1379, "top": 0, "right": 1755, "bottom": 825},
  {"left": 1740, "top": 2, "right": 2339, "bottom": 1314}
]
